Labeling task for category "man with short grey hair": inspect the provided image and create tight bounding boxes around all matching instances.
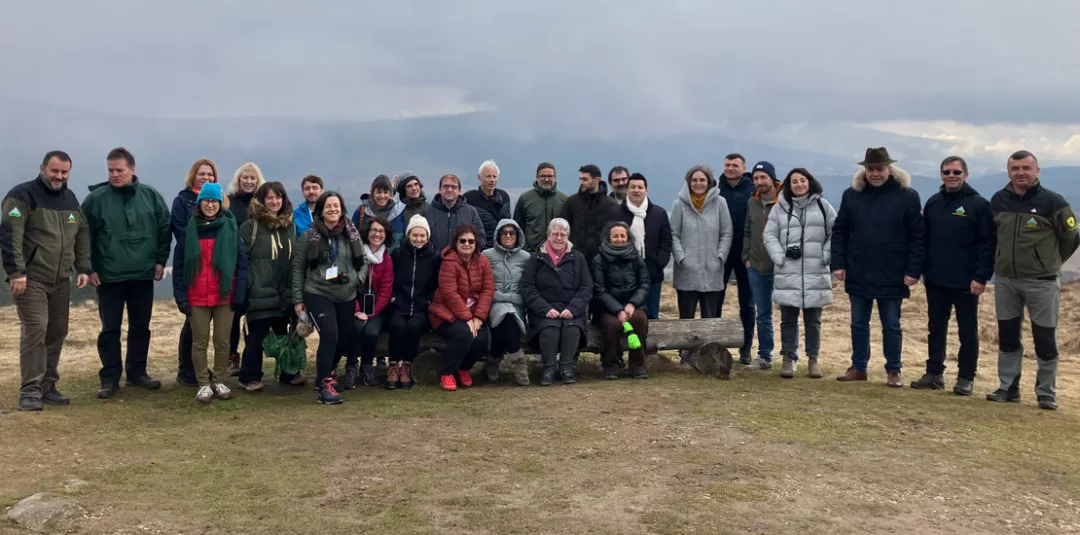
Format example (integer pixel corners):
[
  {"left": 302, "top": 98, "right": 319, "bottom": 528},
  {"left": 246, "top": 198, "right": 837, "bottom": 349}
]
[{"left": 463, "top": 160, "right": 511, "bottom": 247}]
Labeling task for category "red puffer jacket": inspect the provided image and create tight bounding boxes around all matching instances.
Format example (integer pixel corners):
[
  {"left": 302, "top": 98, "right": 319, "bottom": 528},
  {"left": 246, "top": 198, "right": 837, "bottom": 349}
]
[
  {"left": 354, "top": 254, "right": 395, "bottom": 316},
  {"left": 428, "top": 248, "right": 494, "bottom": 330},
  {"left": 189, "top": 238, "right": 235, "bottom": 307}
]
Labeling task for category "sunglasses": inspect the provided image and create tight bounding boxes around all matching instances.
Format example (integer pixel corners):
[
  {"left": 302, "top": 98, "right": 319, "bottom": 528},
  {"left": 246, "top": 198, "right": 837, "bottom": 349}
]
[
  {"left": 458, "top": 238, "right": 475, "bottom": 245},
  {"left": 941, "top": 170, "right": 964, "bottom": 176},
  {"left": 500, "top": 230, "right": 517, "bottom": 236}
]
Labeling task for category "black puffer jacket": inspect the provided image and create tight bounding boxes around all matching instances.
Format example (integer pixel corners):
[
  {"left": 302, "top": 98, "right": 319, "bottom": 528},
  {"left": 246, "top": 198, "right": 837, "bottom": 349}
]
[
  {"left": 390, "top": 239, "right": 441, "bottom": 317},
  {"left": 592, "top": 245, "right": 650, "bottom": 318},
  {"left": 463, "top": 187, "right": 511, "bottom": 247},
  {"left": 520, "top": 244, "right": 592, "bottom": 341},
  {"left": 559, "top": 182, "right": 617, "bottom": 268},
  {"left": 922, "top": 183, "right": 995, "bottom": 289},
  {"left": 229, "top": 192, "right": 254, "bottom": 228}
]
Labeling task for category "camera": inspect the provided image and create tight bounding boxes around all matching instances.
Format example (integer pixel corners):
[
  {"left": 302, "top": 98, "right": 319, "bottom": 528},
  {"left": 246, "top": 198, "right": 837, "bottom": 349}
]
[
  {"left": 785, "top": 246, "right": 802, "bottom": 260},
  {"left": 331, "top": 273, "right": 350, "bottom": 285}
]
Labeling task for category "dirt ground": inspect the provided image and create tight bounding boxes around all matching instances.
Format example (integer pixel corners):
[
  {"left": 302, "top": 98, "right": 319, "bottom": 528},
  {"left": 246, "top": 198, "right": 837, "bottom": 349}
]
[{"left": 1, "top": 282, "right": 1078, "bottom": 534}]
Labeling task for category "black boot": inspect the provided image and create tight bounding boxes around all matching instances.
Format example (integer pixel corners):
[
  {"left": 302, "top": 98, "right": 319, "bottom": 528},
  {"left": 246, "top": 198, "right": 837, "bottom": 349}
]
[
  {"left": 560, "top": 366, "right": 576, "bottom": 385},
  {"left": 126, "top": 374, "right": 161, "bottom": 389},
  {"left": 485, "top": 356, "right": 501, "bottom": 383},
  {"left": 910, "top": 373, "right": 944, "bottom": 390},
  {"left": 341, "top": 363, "right": 358, "bottom": 390},
  {"left": 18, "top": 396, "right": 44, "bottom": 411},
  {"left": 97, "top": 380, "right": 120, "bottom": 399},
  {"left": 540, "top": 367, "right": 555, "bottom": 386},
  {"left": 986, "top": 388, "right": 1021, "bottom": 403},
  {"left": 362, "top": 362, "right": 377, "bottom": 387},
  {"left": 42, "top": 389, "right": 70, "bottom": 405}
]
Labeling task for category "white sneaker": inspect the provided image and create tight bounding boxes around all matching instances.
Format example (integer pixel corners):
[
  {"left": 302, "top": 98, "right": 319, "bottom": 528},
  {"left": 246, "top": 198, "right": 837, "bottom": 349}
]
[
  {"left": 213, "top": 383, "right": 231, "bottom": 400},
  {"left": 196, "top": 386, "right": 214, "bottom": 403}
]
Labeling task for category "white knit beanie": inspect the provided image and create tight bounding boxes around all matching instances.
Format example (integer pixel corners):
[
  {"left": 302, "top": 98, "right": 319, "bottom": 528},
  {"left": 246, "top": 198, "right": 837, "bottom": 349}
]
[{"left": 406, "top": 214, "right": 430, "bottom": 236}]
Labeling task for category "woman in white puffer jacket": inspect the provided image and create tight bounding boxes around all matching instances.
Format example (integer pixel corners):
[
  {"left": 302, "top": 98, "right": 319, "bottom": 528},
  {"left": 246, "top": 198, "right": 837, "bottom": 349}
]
[{"left": 763, "top": 168, "right": 837, "bottom": 379}]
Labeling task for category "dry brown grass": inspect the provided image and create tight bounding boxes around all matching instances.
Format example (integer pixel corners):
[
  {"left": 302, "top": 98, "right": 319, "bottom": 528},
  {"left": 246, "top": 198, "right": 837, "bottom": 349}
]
[{"left": 1, "top": 282, "right": 1078, "bottom": 534}]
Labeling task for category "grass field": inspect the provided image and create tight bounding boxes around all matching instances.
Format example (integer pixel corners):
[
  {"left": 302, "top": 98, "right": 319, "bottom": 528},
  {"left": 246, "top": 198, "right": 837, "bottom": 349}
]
[{"left": 1, "top": 283, "right": 1078, "bottom": 534}]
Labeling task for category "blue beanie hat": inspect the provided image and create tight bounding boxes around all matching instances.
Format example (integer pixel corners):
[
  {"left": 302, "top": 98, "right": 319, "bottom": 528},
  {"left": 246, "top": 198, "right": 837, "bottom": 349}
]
[
  {"left": 196, "top": 183, "right": 223, "bottom": 203},
  {"left": 751, "top": 161, "right": 777, "bottom": 182}
]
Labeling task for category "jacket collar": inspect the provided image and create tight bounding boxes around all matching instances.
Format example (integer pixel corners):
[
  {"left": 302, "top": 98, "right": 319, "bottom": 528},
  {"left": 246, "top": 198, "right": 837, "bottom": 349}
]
[
  {"left": 35, "top": 174, "right": 67, "bottom": 196},
  {"left": 851, "top": 166, "right": 911, "bottom": 192},
  {"left": 750, "top": 181, "right": 782, "bottom": 203}
]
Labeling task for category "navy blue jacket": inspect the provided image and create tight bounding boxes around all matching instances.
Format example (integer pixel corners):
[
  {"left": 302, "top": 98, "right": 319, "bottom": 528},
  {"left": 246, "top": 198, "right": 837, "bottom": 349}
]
[
  {"left": 922, "top": 183, "right": 995, "bottom": 289},
  {"left": 718, "top": 173, "right": 754, "bottom": 256},
  {"left": 607, "top": 199, "right": 673, "bottom": 283},
  {"left": 831, "top": 168, "right": 926, "bottom": 300},
  {"left": 172, "top": 214, "right": 248, "bottom": 306}
]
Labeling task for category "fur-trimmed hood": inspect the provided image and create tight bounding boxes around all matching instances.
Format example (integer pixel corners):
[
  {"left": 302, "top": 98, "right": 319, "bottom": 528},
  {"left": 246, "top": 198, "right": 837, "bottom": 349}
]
[
  {"left": 851, "top": 166, "right": 911, "bottom": 192},
  {"left": 248, "top": 198, "right": 294, "bottom": 230}
]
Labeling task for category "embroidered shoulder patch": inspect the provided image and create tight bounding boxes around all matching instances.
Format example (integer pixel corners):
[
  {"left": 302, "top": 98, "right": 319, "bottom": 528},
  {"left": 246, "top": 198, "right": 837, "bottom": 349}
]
[
  {"left": 1068, "top": 216, "right": 1077, "bottom": 229},
  {"left": 7, "top": 208, "right": 20, "bottom": 218},
  {"left": 67, "top": 214, "right": 77, "bottom": 224}
]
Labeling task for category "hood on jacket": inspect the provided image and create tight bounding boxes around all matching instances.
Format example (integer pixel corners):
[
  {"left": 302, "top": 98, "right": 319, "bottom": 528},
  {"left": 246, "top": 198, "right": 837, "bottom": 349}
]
[
  {"left": 531, "top": 180, "right": 561, "bottom": 197},
  {"left": 248, "top": 198, "right": 294, "bottom": 230},
  {"left": 395, "top": 173, "right": 421, "bottom": 201},
  {"left": 491, "top": 218, "right": 525, "bottom": 253},
  {"left": 851, "top": 166, "right": 911, "bottom": 192},
  {"left": 596, "top": 181, "right": 609, "bottom": 196},
  {"left": 676, "top": 182, "right": 721, "bottom": 207},
  {"left": 361, "top": 193, "right": 406, "bottom": 220}
]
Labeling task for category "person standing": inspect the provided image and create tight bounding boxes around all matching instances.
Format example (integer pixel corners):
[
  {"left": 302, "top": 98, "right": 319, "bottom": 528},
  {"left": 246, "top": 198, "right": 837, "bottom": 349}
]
[
  {"left": 463, "top": 160, "right": 512, "bottom": 247},
  {"left": 986, "top": 150, "right": 1078, "bottom": 410},
  {"left": 1, "top": 151, "right": 91, "bottom": 411},
  {"left": 423, "top": 174, "right": 486, "bottom": 253},
  {"left": 172, "top": 158, "right": 219, "bottom": 386},
  {"left": 608, "top": 166, "right": 630, "bottom": 203},
  {"left": 718, "top": 153, "right": 756, "bottom": 365},
  {"left": 82, "top": 147, "right": 172, "bottom": 399},
  {"left": 670, "top": 164, "right": 733, "bottom": 319},
  {"left": 831, "top": 147, "right": 926, "bottom": 387},
  {"left": 395, "top": 173, "right": 429, "bottom": 223},
  {"left": 225, "top": 162, "right": 265, "bottom": 375},
  {"left": 513, "top": 162, "right": 568, "bottom": 252},
  {"left": 351, "top": 175, "right": 407, "bottom": 251},
  {"left": 293, "top": 174, "right": 324, "bottom": 237},
  {"left": 560, "top": 164, "right": 617, "bottom": 270},
  {"left": 910, "top": 156, "right": 995, "bottom": 396},
  {"left": 607, "top": 173, "right": 672, "bottom": 320},
  {"left": 741, "top": 161, "right": 781, "bottom": 369}
]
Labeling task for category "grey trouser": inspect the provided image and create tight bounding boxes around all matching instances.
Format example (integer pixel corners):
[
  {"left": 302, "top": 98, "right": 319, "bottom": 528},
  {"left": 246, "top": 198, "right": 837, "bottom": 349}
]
[
  {"left": 995, "top": 276, "right": 1060, "bottom": 398},
  {"left": 779, "top": 306, "right": 822, "bottom": 362},
  {"left": 15, "top": 279, "right": 71, "bottom": 397}
]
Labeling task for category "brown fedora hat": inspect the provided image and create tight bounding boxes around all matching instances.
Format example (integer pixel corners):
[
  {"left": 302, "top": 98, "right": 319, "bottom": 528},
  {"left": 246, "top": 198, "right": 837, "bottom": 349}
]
[{"left": 858, "top": 147, "right": 897, "bottom": 166}]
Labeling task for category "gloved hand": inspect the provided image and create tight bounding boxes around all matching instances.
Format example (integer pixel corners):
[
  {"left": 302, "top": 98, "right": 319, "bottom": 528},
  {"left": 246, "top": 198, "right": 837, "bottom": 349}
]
[{"left": 176, "top": 300, "right": 190, "bottom": 316}]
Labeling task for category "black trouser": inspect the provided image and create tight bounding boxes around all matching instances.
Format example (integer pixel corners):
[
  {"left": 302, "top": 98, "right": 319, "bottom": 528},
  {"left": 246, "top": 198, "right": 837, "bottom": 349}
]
[
  {"left": 925, "top": 283, "right": 980, "bottom": 381},
  {"left": 388, "top": 311, "right": 430, "bottom": 362},
  {"left": 305, "top": 293, "right": 354, "bottom": 384},
  {"left": 349, "top": 313, "right": 386, "bottom": 367},
  {"left": 719, "top": 259, "right": 755, "bottom": 355},
  {"left": 537, "top": 324, "right": 582, "bottom": 369},
  {"left": 239, "top": 316, "right": 292, "bottom": 384},
  {"left": 489, "top": 318, "right": 522, "bottom": 358},
  {"left": 675, "top": 290, "right": 720, "bottom": 319},
  {"left": 177, "top": 319, "right": 196, "bottom": 379},
  {"left": 230, "top": 313, "right": 243, "bottom": 355},
  {"left": 599, "top": 310, "right": 649, "bottom": 372},
  {"left": 96, "top": 280, "right": 155, "bottom": 382},
  {"left": 436, "top": 320, "right": 490, "bottom": 376}
]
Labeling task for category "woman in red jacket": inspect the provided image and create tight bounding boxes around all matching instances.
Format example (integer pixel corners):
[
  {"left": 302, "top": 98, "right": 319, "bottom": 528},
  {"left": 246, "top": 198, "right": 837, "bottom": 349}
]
[
  {"left": 428, "top": 224, "right": 494, "bottom": 391},
  {"left": 344, "top": 218, "right": 395, "bottom": 389}
]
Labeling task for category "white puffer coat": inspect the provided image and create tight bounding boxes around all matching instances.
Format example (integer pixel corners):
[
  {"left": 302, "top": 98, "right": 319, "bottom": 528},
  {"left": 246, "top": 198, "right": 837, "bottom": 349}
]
[{"left": 763, "top": 193, "right": 837, "bottom": 309}]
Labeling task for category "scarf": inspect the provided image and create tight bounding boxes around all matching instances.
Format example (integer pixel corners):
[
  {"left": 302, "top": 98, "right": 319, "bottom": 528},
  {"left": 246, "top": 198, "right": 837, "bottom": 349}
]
[
  {"left": 626, "top": 199, "right": 648, "bottom": 257},
  {"left": 600, "top": 239, "right": 638, "bottom": 261},
  {"left": 307, "top": 218, "right": 364, "bottom": 270},
  {"left": 183, "top": 211, "right": 238, "bottom": 298},
  {"left": 544, "top": 240, "right": 567, "bottom": 265},
  {"left": 690, "top": 192, "right": 707, "bottom": 213},
  {"left": 358, "top": 243, "right": 385, "bottom": 290}
]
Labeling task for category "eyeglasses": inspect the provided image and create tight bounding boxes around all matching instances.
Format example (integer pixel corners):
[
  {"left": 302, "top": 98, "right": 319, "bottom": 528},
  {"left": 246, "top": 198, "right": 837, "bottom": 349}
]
[
  {"left": 369, "top": 229, "right": 385, "bottom": 235},
  {"left": 441, "top": 184, "right": 460, "bottom": 190},
  {"left": 537, "top": 174, "right": 555, "bottom": 180},
  {"left": 458, "top": 238, "right": 475, "bottom": 245},
  {"left": 941, "top": 170, "right": 964, "bottom": 176}
]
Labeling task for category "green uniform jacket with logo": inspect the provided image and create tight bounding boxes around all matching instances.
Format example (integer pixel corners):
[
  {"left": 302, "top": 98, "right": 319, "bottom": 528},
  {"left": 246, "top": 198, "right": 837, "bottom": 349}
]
[
  {"left": 1, "top": 176, "right": 92, "bottom": 284},
  {"left": 81, "top": 177, "right": 172, "bottom": 283},
  {"left": 991, "top": 181, "right": 1080, "bottom": 279}
]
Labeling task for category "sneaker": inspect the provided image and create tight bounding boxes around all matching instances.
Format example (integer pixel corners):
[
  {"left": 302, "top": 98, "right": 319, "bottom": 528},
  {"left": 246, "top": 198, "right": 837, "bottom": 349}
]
[
  {"left": 227, "top": 353, "right": 241, "bottom": 377},
  {"left": 341, "top": 364, "right": 358, "bottom": 390},
  {"left": 836, "top": 367, "right": 867, "bottom": 382},
  {"left": 540, "top": 368, "right": 555, "bottom": 386},
  {"left": 176, "top": 373, "right": 198, "bottom": 387},
  {"left": 196, "top": 386, "right": 214, "bottom": 403},
  {"left": 97, "top": 380, "right": 120, "bottom": 399},
  {"left": 986, "top": 388, "right": 1021, "bottom": 403},
  {"left": 953, "top": 378, "right": 973, "bottom": 396},
  {"left": 240, "top": 381, "right": 264, "bottom": 392},
  {"left": 632, "top": 368, "right": 649, "bottom": 379},
  {"left": 456, "top": 370, "right": 473, "bottom": 388},
  {"left": 1038, "top": 395, "right": 1058, "bottom": 411},
  {"left": 318, "top": 379, "right": 343, "bottom": 404},
  {"left": 779, "top": 356, "right": 795, "bottom": 379},
  {"left": 42, "top": 389, "right": 70, "bottom": 405},
  {"left": 440, "top": 375, "right": 457, "bottom": 391},
  {"left": 362, "top": 363, "right": 377, "bottom": 387},
  {"left": 386, "top": 362, "right": 400, "bottom": 390},
  {"left": 212, "top": 383, "right": 232, "bottom": 400},
  {"left": 560, "top": 367, "right": 576, "bottom": 384},
  {"left": 910, "top": 373, "right": 944, "bottom": 390},
  {"left": 807, "top": 358, "right": 823, "bottom": 379},
  {"left": 485, "top": 358, "right": 501, "bottom": 383},
  {"left": 18, "top": 396, "right": 44, "bottom": 411},
  {"left": 398, "top": 363, "right": 414, "bottom": 390},
  {"left": 745, "top": 358, "right": 773, "bottom": 371},
  {"left": 887, "top": 371, "right": 903, "bottom": 388},
  {"left": 125, "top": 374, "right": 162, "bottom": 389},
  {"left": 604, "top": 371, "right": 619, "bottom": 380}
]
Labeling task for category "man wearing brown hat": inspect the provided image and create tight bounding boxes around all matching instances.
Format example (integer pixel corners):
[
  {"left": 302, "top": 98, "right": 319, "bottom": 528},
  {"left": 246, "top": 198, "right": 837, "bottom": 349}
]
[{"left": 831, "top": 147, "right": 926, "bottom": 387}]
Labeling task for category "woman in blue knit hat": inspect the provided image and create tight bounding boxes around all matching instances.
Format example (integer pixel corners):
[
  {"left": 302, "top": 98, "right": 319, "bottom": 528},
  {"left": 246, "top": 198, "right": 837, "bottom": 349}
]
[{"left": 172, "top": 182, "right": 249, "bottom": 403}]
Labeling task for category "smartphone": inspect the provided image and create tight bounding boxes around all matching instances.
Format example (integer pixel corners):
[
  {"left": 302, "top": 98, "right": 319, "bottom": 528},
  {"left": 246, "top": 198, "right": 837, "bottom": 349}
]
[{"left": 361, "top": 293, "right": 376, "bottom": 316}]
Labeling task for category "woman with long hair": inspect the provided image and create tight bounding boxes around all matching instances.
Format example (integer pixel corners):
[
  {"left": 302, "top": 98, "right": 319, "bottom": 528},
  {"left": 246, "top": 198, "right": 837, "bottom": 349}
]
[{"left": 344, "top": 218, "right": 395, "bottom": 389}]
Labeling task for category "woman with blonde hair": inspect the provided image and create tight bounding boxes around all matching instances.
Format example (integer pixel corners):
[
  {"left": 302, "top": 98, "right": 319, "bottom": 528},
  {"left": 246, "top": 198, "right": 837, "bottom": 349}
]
[{"left": 226, "top": 162, "right": 266, "bottom": 370}]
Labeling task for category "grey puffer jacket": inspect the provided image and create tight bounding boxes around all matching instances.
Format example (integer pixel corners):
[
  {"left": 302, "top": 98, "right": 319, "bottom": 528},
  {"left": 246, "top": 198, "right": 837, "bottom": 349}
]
[
  {"left": 669, "top": 184, "right": 733, "bottom": 292},
  {"left": 481, "top": 219, "right": 529, "bottom": 332},
  {"left": 763, "top": 193, "right": 837, "bottom": 309}
]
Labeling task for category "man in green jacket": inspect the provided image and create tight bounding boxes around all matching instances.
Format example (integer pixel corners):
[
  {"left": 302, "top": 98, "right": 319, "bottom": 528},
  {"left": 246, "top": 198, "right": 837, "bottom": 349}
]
[
  {"left": 513, "top": 162, "right": 568, "bottom": 252},
  {"left": 81, "top": 147, "right": 172, "bottom": 399},
  {"left": 986, "top": 150, "right": 1079, "bottom": 411},
  {"left": 740, "top": 162, "right": 781, "bottom": 370},
  {"left": 1, "top": 151, "right": 91, "bottom": 411}
]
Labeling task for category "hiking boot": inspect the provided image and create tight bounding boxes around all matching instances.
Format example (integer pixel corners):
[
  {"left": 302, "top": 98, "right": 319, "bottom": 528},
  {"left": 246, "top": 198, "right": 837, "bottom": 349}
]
[
  {"left": 632, "top": 367, "right": 649, "bottom": 379},
  {"left": 97, "top": 380, "right": 120, "bottom": 399},
  {"left": 738, "top": 349, "right": 753, "bottom": 366},
  {"left": 779, "top": 356, "right": 795, "bottom": 379},
  {"left": 240, "top": 380, "right": 264, "bottom": 392},
  {"left": 440, "top": 375, "right": 457, "bottom": 391},
  {"left": 42, "top": 389, "right": 70, "bottom": 405},
  {"left": 887, "top": 371, "right": 903, "bottom": 387},
  {"left": 910, "top": 373, "right": 944, "bottom": 390},
  {"left": 745, "top": 358, "right": 773, "bottom": 370},
  {"left": 377, "top": 357, "right": 388, "bottom": 370},
  {"left": 341, "top": 363, "right": 358, "bottom": 390},
  {"left": 985, "top": 388, "right": 1020, "bottom": 403},
  {"left": 126, "top": 374, "right": 161, "bottom": 389},
  {"left": 228, "top": 353, "right": 241, "bottom": 377},
  {"left": 836, "top": 367, "right": 867, "bottom": 382},
  {"left": 561, "top": 367, "right": 576, "bottom": 384},
  {"left": 485, "top": 357, "right": 501, "bottom": 383},
  {"left": 285, "top": 373, "right": 307, "bottom": 387},
  {"left": 362, "top": 363, "right": 377, "bottom": 387},
  {"left": 398, "top": 363, "right": 414, "bottom": 390},
  {"left": 1038, "top": 396, "right": 1058, "bottom": 411},
  {"left": 953, "top": 378, "right": 973, "bottom": 396},
  {"left": 604, "top": 370, "right": 619, "bottom": 380},
  {"left": 176, "top": 373, "right": 198, "bottom": 387},
  {"left": 616, "top": 356, "right": 627, "bottom": 369},
  {"left": 318, "top": 379, "right": 343, "bottom": 404},
  {"left": 386, "top": 362, "right": 400, "bottom": 390},
  {"left": 540, "top": 368, "right": 556, "bottom": 386},
  {"left": 213, "top": 383, "right": 232, "bottom": 400},
  {"left": 456, "top": 370, "right": 473, "bottom": 388},
  {"left": 807, "top": 358, "right": 823, "bottom": 379},
  {"left": 18, "top": 396, "right": 44, "bottom": 411},
  {"left": 508, "top": 351, "right": 529, "bottom": 386}
]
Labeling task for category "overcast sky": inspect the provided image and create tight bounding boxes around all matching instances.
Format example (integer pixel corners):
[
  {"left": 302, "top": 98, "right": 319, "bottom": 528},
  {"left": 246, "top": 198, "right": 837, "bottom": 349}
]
[{"left": 3, "top": 0, "right": 1078, "bottom": 161}]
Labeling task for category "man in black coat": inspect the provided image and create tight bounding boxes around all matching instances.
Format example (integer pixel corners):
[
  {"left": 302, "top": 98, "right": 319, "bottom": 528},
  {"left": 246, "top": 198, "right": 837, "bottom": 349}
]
[
  {"left": 910, "top": 156, "right": 995, "bottom": 396},
  {"left": 607, "top": 173, "right": 672, "bottom": 319},
  {"left": 560, "top": 164, "right": 617, "bottom": 272},
  {"left": 831, "top": 147, "right": 926, "bottom": 387},
  {"left": 462, "top": 160, "right": 511, "bottom": 247}
]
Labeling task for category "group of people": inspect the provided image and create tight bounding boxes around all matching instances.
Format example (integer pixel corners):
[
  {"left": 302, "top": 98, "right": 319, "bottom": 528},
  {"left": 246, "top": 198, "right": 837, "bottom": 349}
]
[{"left": 3, "top": 146, "right": 1075, "bottom": 411}]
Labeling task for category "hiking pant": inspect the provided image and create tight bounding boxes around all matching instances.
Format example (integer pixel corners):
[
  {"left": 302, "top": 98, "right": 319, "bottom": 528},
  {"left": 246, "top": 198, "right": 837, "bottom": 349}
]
[
  {"left": 537, "top": 324, "right": 582, "bottom": 369},
  {"left": 189, "top": 305, "right": 234, "bottom": 387},
  {"left": 675, "top": 290, "right": 720, "bottom": 319},
  {"left": 436, "top": 320, "right": 490, "bottom": 376},
  {"left": 97, "top": 279, "right": 154, "bottom": 383},
  {"left": 239, "top": 316, "right": 292, "bottom": 384},
  {"left": 599, "top": 310, "right": 649, "bottom": 372},
  {"left": 489, "top": 318, "right": 523, "bottom": 359},
  {"left": 720, "top": 259, "right": 755, "bottom": 358},
  {"left": 747, "top": 267, "right": 775, "bottom": 360},
  {"left": 995, "top": 276, "right": 1060, "bottom": 398},
  {"left": 849, "top": 295, "right": 902, "bottom": 373},
  {"left": 349, "top": 313, "right": 386, "bottom": 367},
  {"left": 305, "top": 293, "right": 354, "bottom": 384},
  {"left": 388, "top": 311, "right": 430, "bottom": 362},
  {"left": 925, "top": 283, "right": 980, "bottom": 381},
  {"left": 15, "top": 278, "right": 70, "bottom": 397},
  {"left": 779, "top": 306, "right": 822, "bottom": 362}
]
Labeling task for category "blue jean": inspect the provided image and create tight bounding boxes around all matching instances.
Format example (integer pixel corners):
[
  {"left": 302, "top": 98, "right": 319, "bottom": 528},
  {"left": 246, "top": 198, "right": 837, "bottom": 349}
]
[
  {"left": 746, "top": 267, "right": 774, "bottom": 360},
  {"left": 720, "top": 259, "right": 755, "bottom": 356},
  {"left": 849, "top": 295, "right": 903, "bottom": 372},
  {"left": 646, "top": 282, "right": 662, "bottom": 320}
]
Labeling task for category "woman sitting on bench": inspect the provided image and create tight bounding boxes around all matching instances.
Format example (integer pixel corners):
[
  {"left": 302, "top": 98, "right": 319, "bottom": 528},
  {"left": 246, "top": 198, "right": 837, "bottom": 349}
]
[{"left": 592, "top": 222, "right": 651, "bottom": 380}]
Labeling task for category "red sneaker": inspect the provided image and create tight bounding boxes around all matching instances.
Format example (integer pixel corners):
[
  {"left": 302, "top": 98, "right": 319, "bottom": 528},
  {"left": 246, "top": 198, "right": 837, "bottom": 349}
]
[
  {"left": 440, "top": 375, "right": 457, "bottom": 391},
  {"left": 456, "top": 370, "right": 473, "bottom": 388}
]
